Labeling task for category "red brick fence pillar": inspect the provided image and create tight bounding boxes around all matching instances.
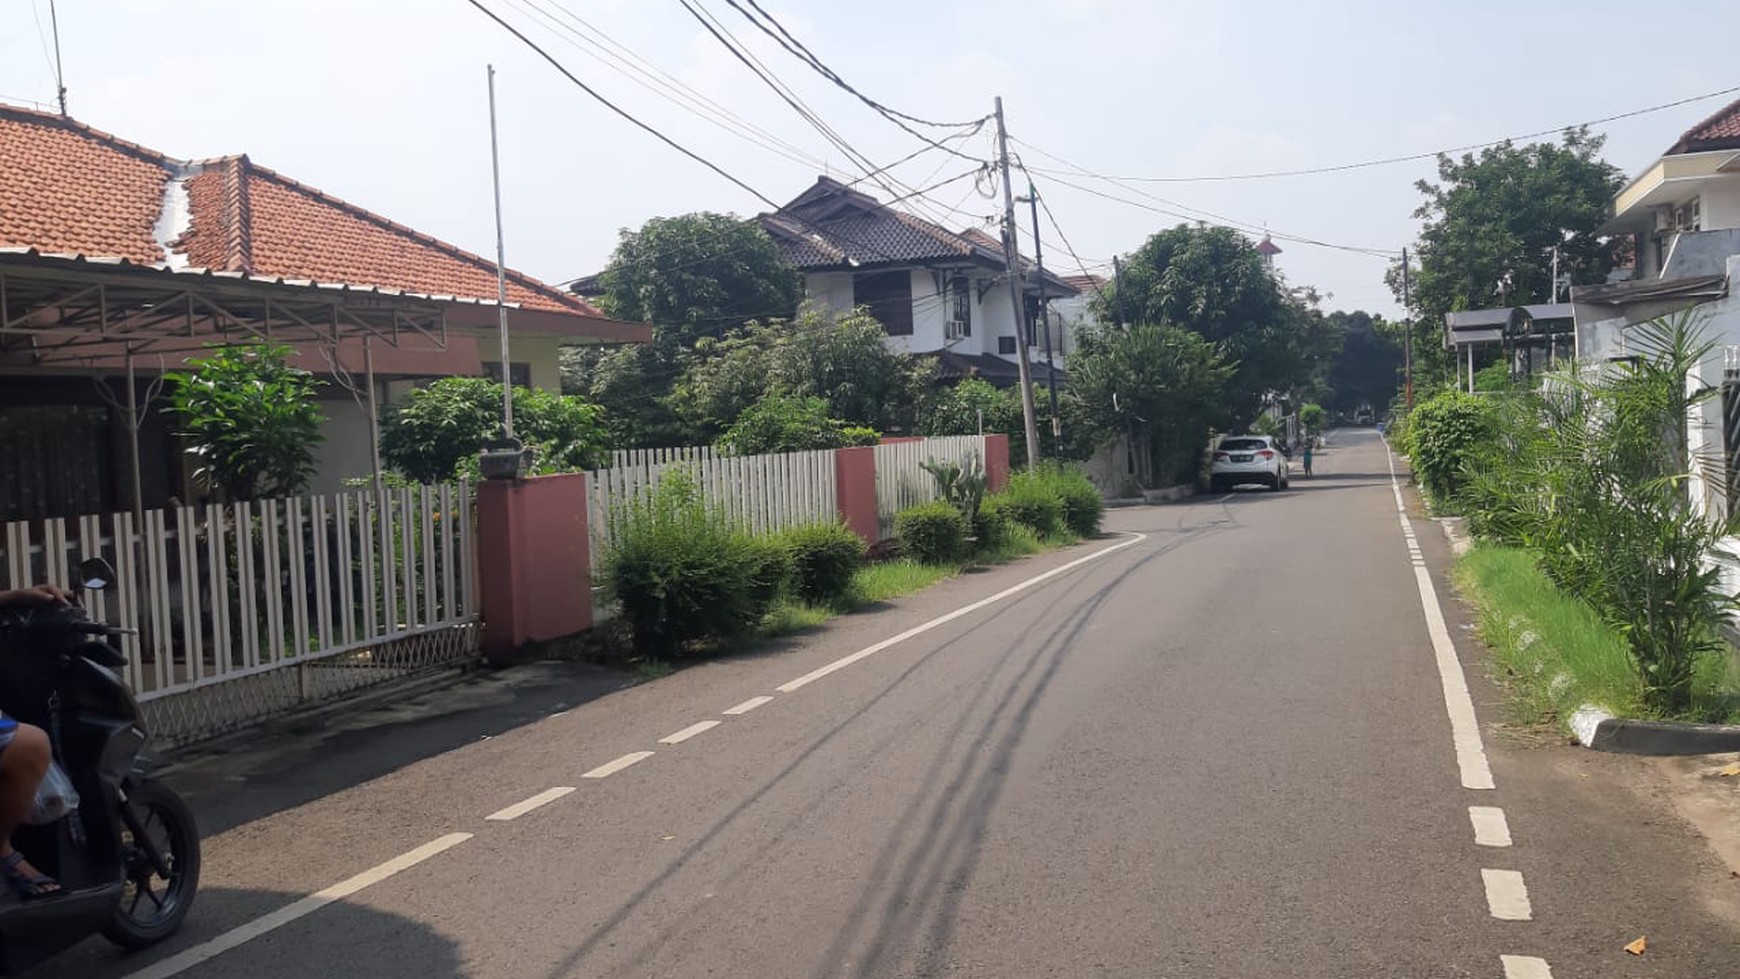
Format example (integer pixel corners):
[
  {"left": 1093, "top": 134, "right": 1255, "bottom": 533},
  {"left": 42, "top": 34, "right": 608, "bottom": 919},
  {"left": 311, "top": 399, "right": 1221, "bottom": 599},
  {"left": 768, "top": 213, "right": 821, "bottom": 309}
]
[{"left": 475, "top": 473, "right": 592, "bottom": 664}]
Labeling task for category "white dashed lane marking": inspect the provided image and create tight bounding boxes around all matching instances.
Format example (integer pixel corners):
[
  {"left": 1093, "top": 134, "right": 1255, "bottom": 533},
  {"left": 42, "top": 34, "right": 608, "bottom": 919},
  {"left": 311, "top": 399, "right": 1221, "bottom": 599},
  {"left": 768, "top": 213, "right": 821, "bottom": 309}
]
[
  {"left": 723, "top": 695, "right": 774, "bottom": 715},
  {"left": 1501, "top": 954, "right": 1554, "bottom": 978},
  {"left": 583, "top": 750, "right": 655, "bottom": 779},
  {"left": 659, "top": 720, "right": 721, "bottom": 744},
  {"left": 1483, "top": 868, "right": 1534, "bottom": 921},
  {"left": 120, "top": 833, "right": 474, "bottom": 979},
  {"left": 486, "top": 787, "right": 576, "bottom": 821},
  {"left": 1470, "top": 806, "right": 1513, "bottom": 847}
]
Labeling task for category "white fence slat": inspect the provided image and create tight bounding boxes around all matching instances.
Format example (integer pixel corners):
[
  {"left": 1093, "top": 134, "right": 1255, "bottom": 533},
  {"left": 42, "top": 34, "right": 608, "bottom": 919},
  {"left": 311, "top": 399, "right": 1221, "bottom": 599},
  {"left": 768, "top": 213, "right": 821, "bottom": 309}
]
[
  {"left": 336, "top": 494, "right": 355, "bottom": 645},
  {"left": 287, "top": 497, "right": 310, "bottom": 658},
  {"left": 176, "top": 506, "right": 202, "bottom": 687},
  {"left": 420, "top": 485, "right": 437, "bottom": 627},
  {"left": 361, "top": 492, "right": 380, "bottom": 640},
  {"left": 312, "top": 496, "right": 333, "bottom": 651},
  {"left": 208, "top": 504, "right": 230, "bottom": 677},
  {"left": 237, "top": 502, "right": 261, "bottom": 670},
  {"left": 439, "top": 484, "right": 456, "bottom": 623}
]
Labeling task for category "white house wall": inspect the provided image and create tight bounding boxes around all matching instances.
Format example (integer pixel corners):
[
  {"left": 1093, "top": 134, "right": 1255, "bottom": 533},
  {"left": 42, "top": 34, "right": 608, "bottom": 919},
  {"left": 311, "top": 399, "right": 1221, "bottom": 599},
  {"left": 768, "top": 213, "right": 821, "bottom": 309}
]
[{"left": 1699, "top": 176, "right": 1740, "bottom": 230}]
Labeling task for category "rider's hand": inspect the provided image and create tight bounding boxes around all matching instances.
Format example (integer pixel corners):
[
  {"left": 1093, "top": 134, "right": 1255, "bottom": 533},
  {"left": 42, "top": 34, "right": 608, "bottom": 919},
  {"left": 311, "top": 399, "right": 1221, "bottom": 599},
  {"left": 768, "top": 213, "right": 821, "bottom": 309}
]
[{"left": 0, "top": 585, "right": 75, "bottom": 607}]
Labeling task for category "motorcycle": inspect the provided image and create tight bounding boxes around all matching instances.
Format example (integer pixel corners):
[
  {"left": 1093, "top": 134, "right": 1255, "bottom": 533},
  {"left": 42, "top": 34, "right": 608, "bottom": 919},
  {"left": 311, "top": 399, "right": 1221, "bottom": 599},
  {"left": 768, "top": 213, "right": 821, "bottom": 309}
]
[{"left": 0, "top": 558, "right": 200, "bottom": 974}]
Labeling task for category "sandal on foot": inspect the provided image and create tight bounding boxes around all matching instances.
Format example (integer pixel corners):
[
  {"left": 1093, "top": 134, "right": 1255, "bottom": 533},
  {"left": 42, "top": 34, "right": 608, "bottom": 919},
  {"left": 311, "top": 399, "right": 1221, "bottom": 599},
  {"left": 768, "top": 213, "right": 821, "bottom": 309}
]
[{"left": 2, "top": 851, "right": 61, "bottom": 899}]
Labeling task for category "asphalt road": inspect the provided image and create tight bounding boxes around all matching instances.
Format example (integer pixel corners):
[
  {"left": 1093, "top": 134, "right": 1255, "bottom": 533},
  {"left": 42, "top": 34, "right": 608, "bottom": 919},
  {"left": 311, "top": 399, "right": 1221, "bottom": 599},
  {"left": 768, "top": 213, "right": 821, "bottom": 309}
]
[{"left": 34, "top": 429, "right": 1740, "bottom": 978}]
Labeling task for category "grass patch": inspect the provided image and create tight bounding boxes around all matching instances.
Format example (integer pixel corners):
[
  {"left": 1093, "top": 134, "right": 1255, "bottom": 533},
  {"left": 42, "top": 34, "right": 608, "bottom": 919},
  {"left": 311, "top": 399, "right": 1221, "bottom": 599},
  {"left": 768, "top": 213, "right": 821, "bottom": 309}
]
[
  {"left": 1454, "top": 544, "right": 1740, "bottom": 725},
  {"left": 849, "top": 559, "right": 957, "bottom": 605},
  {"left": 761, "top": 599, "right": 832, "bottom": 638},
  {"left": 630, "top": 657, "right": 674, "bottom": 681}
]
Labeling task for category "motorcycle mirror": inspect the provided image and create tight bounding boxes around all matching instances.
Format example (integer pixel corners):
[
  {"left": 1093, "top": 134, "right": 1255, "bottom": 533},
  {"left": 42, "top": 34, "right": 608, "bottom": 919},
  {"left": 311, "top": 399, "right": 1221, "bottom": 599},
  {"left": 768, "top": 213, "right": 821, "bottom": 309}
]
[{"left": 76, "top": 557, "right": 116, "bottom": 591}]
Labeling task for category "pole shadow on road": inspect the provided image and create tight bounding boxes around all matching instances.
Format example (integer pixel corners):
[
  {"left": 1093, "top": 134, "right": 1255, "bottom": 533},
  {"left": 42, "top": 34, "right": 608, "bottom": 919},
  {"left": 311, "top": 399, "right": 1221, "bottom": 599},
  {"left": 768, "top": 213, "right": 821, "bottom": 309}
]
[{"left": 24, "top": 887, "right": 464, "bottom": 979}]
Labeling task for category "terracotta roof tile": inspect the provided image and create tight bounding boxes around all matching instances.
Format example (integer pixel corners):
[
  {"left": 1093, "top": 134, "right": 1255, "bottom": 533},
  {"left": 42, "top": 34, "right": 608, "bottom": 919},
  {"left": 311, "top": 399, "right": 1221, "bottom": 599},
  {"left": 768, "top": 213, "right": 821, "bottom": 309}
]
[
  {"left": 0, "top": 103, "right": 602, "bottom": 316},
  {"left": 1666, "top": 96, "right": 1740, "bottom": 155},
  {"left": 0, "top": 109, "right": 170, "bottom": 264}
]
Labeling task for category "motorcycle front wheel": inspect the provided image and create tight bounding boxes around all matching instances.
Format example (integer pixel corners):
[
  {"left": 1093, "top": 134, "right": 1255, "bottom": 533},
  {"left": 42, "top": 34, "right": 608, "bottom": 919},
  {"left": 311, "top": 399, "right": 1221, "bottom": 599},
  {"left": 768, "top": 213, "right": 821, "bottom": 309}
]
[{"left": 104, "top": 778, "right": 201, "bottom": 949}]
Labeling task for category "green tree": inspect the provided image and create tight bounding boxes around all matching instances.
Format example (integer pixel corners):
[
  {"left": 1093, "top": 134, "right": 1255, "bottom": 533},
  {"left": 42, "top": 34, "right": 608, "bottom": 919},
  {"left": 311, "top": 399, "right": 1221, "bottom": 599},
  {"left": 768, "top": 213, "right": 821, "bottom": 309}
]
[
  {"left": 1097, "top": 224, "right": 1307, "bottom": 424},
  {"left": 562, "top": 344, "right": 689, "bottom": 449},
  {"left": 380, "top": 377, "right": 608, "bottom": 483},
  {"left": 1392, "top": 127, "right": 1623, "bottom": 380},
  {"left": 168, "top": 344, "right": 325, "bottom": 500},
  {"left": 1066, "top": 322, "right": 1234, "bottom": 486},
  {"left": 670, "top": 304, "right": 934, "bottom": 442},
  {"left": 1325, "top": 311, "right": 1402, "bottom": 414},
  {"left": 597, "top": 212, "right": 801, "bottom": 346}
]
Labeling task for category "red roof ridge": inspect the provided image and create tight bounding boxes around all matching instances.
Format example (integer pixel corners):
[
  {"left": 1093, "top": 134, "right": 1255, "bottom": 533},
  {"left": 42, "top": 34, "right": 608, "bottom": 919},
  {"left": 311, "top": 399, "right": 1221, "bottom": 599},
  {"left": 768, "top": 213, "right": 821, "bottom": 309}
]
[
  {"left": 235, "top": 158, "right": 590, "bottom": 313},
  {"left": 0, "top": 102, "right": 173, "bottom": 173},
  {"left": 1666, "top": 95, "right": 1740, "bottom": 155}
]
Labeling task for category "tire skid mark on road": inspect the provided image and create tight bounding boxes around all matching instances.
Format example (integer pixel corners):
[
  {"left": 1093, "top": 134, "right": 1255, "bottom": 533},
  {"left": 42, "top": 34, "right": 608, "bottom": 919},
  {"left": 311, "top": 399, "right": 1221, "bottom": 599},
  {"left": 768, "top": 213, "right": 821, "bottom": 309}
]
[{"left": 774, "top": 532, "right": 1147, "bottom": 693}]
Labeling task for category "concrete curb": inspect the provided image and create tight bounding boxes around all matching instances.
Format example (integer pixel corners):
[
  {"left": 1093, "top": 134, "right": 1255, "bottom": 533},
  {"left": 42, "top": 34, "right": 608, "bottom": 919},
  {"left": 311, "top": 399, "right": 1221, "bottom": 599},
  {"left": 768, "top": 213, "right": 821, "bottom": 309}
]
[
  {"left": 1437, "top": 517, "right": 1472, "bottom": 557},
  {"left": 1141, "top": 483, "right": 1198, "bottom": 505},
  {"left": 150, "top": 663, "right": 477, "bottom": 775},
  {"left": 1569, "top": 703, "right": 1740, "bottom": 755}
]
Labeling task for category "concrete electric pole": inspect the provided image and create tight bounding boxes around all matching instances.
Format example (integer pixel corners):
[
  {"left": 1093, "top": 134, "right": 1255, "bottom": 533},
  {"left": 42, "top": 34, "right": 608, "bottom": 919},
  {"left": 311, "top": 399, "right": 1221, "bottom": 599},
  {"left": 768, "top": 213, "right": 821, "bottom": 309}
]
[{"left": 993, "top": 97, "right": 1042, "bottom": 469}]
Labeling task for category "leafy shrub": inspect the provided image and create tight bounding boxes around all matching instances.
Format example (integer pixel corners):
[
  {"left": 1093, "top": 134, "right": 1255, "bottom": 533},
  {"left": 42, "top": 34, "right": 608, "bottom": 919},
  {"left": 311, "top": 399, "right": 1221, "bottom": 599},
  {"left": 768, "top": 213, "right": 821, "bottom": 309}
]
[
  {"left": 168, "top": 344, "right": 325, "bottom": 500},
  {"left": 894, "top": 500, "right": 969, "bottom": 565},
  {"left": 779, "top": 522, "right": 867, "bottom": 605},
  {"left": 982, "top": 480, "right": 1064, "bottom": 538},
  {"left": 381, "top": 376, "right": 608, "bottom": 483},
  {"left": 1299, "top": 403, "right": 1326, "bottom": 434},
  {"left": 716, "top": 393, "right": 880, "bottom": 455},
  {"left": 1025, "top": 465, "right": 1103, "bottom": 537},
  {"left": 603, "top": 473, "right": 787, "bottom": 657},
  {"left": 1405, "top": 388, "right": 1495, "bottom": 507},
  {"left": 921, "top": 456, "right": 988, "bottom": 522}
]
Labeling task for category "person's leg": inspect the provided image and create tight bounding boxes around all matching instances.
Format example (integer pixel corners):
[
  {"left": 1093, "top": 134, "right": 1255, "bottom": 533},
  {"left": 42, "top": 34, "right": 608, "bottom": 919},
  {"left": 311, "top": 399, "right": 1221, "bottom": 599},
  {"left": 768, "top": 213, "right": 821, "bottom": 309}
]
[{"left": 0, "top": 723, "right": 61, "bottom": 897}]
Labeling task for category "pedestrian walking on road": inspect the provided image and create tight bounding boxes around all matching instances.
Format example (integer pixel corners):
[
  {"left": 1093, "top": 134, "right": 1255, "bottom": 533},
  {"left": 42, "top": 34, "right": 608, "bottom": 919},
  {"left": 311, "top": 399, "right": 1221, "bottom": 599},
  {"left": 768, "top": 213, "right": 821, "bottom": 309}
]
[{"left": 1302, "top": 440, "right": 1313, "bottom": 477}]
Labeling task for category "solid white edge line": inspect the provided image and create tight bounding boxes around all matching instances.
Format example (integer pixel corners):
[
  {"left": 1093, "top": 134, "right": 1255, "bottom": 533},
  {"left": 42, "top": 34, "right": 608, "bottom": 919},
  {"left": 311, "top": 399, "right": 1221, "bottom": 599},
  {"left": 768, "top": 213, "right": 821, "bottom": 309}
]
[
  {"left": 1469, "top": 806, "right": 1513, "bottom": 847},
  {"left": 485, "top": 786, "right": 576, "bottom": 821},
  {"left": 659, "top": 720, "right": 721, "bottom": 745},
  {"left": 1500, "top": 954, "right": 1554, "bottom": 978},
  {"left": 120, "top": 832, "right": 474, "bottom": 979},
  {"left": 1385, "top": 446, "right": 1496, "bottom": 791},
  {"left": 1482, "top": 868, "right": 1534, "bottom": 921},
  {"left": 583, "top": 750, "right": 655, "bottom": 778},
  {"left": 723, "top": 695, "right": 774, "bottom": 716},
  {"left": 774, "top": 532, "right": 1147, "bottom": 694}
]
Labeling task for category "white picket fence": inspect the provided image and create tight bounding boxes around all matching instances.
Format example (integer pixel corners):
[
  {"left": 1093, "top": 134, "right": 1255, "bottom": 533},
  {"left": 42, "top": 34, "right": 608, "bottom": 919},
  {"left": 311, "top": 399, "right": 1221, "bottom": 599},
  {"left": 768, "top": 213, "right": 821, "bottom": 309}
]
[
  {"left": 0, "top": 483, "right": 479, "bottom": 747},
  {"left": 586, "top": 448, "right": 839, "bottom": 573},
  {"left": 873, "top": 436, "right": 989, "bottom": 540}
]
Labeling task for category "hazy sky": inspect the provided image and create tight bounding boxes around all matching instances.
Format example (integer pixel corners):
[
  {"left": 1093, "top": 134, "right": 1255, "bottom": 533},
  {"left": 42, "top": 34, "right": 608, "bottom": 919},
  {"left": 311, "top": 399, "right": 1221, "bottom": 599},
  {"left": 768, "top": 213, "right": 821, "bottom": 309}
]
[{"left": 2, "top": 0, "right": 1734, "bottom": 318}]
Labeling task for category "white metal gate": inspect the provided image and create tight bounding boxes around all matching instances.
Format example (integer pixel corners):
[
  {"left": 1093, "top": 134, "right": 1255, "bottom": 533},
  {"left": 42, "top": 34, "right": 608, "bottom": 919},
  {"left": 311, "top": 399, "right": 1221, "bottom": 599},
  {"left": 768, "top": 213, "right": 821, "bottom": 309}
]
[{"left": 0, "top": 483, "right": 480, "bottom": 747}]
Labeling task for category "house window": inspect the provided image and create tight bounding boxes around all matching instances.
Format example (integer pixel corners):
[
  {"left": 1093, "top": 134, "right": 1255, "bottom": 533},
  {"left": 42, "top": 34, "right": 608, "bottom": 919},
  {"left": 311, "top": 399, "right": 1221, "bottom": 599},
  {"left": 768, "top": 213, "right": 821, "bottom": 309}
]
[
  {"left": 998, "top": 335, "right": 1017, "bottom": 355},
  {"left": 853, "top": 271, "right": 913, "bottom": 336},
  {"left": 1022, "top": 296, "right": 1042, "bottom": 347},
  {"left": 483, "top": 362, "right": 533, "bottom": 388},
  {"left": 1677, "top": 197, "right": 1702, "bottom": 232},
  {"left": 946, "top": 275, "right": 972, "bottom": 338}
]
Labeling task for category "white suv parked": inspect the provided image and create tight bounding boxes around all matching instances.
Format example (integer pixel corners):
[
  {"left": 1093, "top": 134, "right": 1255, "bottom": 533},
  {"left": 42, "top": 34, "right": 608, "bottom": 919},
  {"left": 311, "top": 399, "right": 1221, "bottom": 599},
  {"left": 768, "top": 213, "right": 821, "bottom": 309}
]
[{"left": 1210, "top": 435, "right": 1289, "bottom": 492}]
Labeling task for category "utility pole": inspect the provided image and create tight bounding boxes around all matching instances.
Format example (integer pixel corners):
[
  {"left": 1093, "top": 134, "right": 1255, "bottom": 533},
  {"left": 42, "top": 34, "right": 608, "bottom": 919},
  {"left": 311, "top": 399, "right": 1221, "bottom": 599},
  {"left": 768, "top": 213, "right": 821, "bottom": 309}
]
[
  {"left": 1019, "top": 181, "right": 1062, "bottom": 453},
  {"left": 1111, "top": 255, "right": 1127, "bottom": 329},
  {"left": 993, "top": 97, "right": 1041, "bottom": 469},
  {"left": 1401, "top": 246, "right": 1414, "bottom": 410},
  {"left": 48, "top": 0, "right": 67, "bottom": 116},
  {"left": 487, "top": 64, "right": 515, "bottom": 440}
]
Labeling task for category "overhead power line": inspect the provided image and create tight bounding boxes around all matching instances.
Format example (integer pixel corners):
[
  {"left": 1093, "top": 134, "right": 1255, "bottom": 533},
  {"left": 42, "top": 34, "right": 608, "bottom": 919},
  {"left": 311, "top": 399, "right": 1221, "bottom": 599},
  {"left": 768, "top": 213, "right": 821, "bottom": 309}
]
[
  {"left": 1015, "top": 83, "right": 1740, "bottom": 184},
  {"left": 720, "top": 0, "right": 989, "bottom": 163},
  {"left": 464, "top": 0, "right": 780, "bottom": 207},
  {"left": 1025, "top": 163, "right": 1398, "bottom": 258},
  {"left": 726, "top": 0, "right": 987, "bottom": 130}
]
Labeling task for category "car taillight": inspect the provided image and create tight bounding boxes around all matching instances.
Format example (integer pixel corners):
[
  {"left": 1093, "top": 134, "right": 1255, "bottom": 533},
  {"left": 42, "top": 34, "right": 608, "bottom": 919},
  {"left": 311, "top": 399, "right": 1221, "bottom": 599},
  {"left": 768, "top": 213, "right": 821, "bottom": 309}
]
[{"left": 1257, "top": 450, "right": 1274, "bottom": 460}]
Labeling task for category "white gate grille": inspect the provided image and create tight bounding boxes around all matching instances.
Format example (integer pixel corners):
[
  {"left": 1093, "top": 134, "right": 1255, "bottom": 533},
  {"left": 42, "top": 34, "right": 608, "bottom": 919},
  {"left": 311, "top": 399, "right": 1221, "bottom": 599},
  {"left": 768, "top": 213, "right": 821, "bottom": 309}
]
[{"left": 0, "top": 483, "right": 480, "bottom": 747}]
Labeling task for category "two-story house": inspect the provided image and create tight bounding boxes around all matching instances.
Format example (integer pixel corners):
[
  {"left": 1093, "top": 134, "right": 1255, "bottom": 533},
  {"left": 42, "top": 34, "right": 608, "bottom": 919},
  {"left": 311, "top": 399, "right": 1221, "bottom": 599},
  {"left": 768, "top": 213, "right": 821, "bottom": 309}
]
[
  {"left": 1570, "top": 96, "right": 1740, "bottom": 522},
  {"left": 758, "top": 177, "right": 1078, "bottom": 388}
]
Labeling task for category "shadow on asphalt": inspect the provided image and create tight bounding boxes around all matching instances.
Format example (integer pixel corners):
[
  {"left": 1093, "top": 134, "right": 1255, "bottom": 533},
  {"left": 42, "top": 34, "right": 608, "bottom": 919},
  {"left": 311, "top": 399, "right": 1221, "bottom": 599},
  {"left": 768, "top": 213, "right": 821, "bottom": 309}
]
[
  {"left": 24, "top": 887, "right": 463, "bottom": 979},
  {"left": 165, "top": 661, "right": 634, "bottom": 838}
]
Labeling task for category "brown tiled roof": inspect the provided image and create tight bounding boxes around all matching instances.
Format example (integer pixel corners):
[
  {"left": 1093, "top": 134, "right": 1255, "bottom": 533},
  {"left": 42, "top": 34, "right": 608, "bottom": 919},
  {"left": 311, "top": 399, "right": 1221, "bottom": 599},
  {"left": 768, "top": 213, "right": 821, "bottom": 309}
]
[
  {"left": 1061, "top": 273, "right": 1107, "bottom": 292},
  {"left": 0, "top": 103, "right": 601, "bottom": 316},
  {"left": 1666, "top": 96, "right": 1740, "bottom": 155},
  {"left": 0, "top": 109, "right": 172, "bottom": 264}
]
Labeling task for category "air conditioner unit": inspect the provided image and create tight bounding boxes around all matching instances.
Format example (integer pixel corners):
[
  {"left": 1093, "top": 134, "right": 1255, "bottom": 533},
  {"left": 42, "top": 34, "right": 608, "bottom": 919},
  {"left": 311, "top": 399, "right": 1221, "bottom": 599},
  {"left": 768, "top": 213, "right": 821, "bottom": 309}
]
[{"left": 944, "top": 318, "right": 968, "bottom": 341}]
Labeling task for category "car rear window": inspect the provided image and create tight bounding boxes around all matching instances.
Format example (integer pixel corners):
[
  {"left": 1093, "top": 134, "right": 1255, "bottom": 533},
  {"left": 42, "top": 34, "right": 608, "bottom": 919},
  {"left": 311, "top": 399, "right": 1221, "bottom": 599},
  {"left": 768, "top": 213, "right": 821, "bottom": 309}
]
[{"left": 1219, "top": 439, "right": 1267, "bottom": 451}]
